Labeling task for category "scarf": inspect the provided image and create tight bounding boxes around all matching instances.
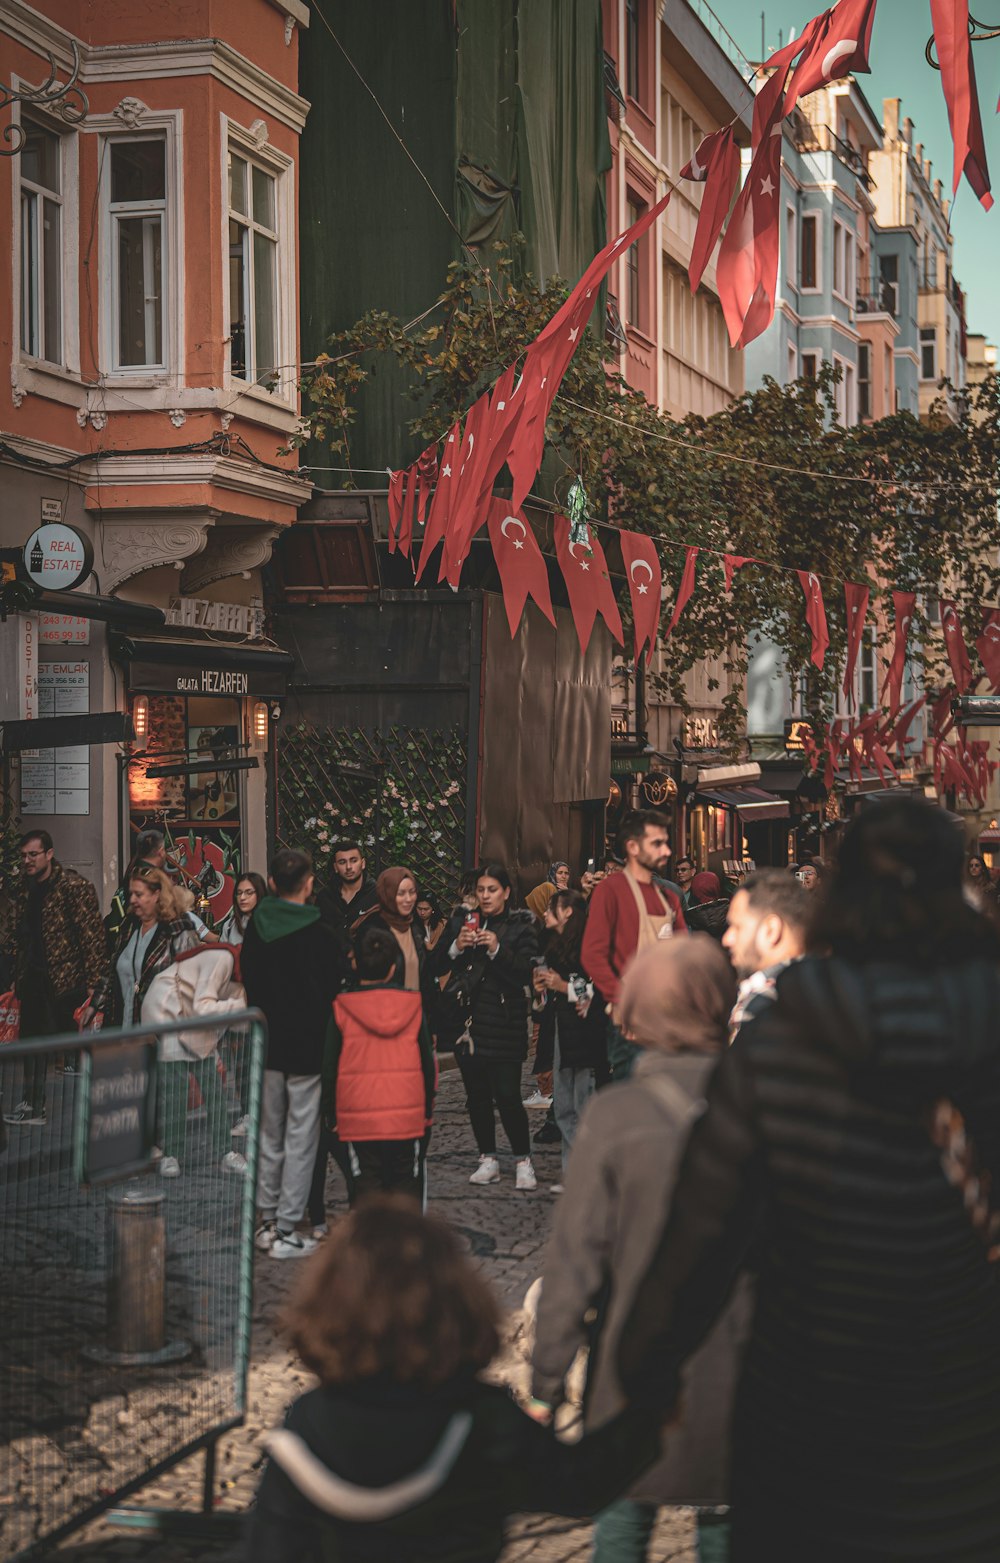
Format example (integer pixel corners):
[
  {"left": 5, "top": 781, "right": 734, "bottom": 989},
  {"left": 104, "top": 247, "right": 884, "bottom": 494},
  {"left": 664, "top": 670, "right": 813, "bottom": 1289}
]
[
  {"left": 618, "top": 934, "right": 736, "bottom": 1055},
  {"left": 360, "top": 866, "right": 420, "bottom": 991}
]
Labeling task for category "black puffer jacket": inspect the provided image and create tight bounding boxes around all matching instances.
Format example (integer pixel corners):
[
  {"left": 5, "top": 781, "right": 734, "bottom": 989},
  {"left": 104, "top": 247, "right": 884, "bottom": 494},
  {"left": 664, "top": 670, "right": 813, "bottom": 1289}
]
[
  {"left": 441, "top": 908, "right": 538, "bottom": 1063},
  {"left": 684, "top": 896, "right": 730, "bottom": 941},
  {"left": 247, "top": 1375, "right": 659, "bottom": 1563},
  {"left": 621, "top": 955, "right": 1000, "bottom": 1563},
  {"left": 536, "top": 951, "right": 607, "bottom": 1073}
]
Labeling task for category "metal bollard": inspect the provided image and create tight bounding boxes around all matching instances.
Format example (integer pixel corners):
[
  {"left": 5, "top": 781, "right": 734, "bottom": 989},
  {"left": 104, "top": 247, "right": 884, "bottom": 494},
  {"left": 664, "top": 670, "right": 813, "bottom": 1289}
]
[{"left": 83, "top": 1183, "right": 190, "bottom": 1367}]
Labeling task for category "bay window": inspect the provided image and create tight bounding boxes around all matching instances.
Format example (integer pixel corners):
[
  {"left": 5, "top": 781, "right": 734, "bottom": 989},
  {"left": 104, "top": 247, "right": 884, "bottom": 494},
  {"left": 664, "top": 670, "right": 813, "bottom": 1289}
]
[{"left": 228, "top": 150, "right": 278, "bottom": 388}]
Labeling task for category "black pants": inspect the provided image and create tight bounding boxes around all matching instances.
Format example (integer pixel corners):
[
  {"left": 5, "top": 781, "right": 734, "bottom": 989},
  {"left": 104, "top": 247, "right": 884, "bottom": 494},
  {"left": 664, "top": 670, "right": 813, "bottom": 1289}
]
[
  {"left": 457, "top": 1051, "right": 530, "bottom": 1158},
  {"left": 307, "top": 1122, "right": 353, "bottom": 1225},
  {"left": 346, "top": 1137, "right": 427, "bottom": 1207},
  {"left": 18, "top": 977, "right": 82, "bottom": 1111}
]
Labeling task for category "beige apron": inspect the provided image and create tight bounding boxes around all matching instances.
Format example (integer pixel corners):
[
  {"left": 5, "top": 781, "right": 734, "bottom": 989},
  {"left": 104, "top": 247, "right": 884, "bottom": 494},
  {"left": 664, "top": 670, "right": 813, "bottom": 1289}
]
[{"left": 622, "top": 870, "right": 675, "bottom": 947}]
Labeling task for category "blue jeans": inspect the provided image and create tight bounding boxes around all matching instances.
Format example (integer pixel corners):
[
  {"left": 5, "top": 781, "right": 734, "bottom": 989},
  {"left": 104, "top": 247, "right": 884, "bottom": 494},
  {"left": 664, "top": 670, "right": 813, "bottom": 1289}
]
[
  {"left": 553, "top": 1030, "right": 596, "bottom": 1171},
  {"left": 606, "top": 1018, "right": 641, "bottom": 1081},
  {"left": 592, "top": 1499, "right": 730, "bottom": 1562}
]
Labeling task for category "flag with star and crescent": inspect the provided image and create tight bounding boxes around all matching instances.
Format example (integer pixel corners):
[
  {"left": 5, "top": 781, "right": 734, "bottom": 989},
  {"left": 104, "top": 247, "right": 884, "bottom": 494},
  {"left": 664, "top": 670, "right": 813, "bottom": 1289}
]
[
  {"left": 620, "top": 530, "right": 662, "bottom": 665},
  {"left": 553, "top": 517, "right": 623, "bottom": 654},
  {"left": 976, "top": 608, "right": 1000, "bottom": 691},
  {"left": 881, "top": 590, "right": 915, "bottom": 717},
  {"left": 940, "top": 598, "right": 973, "bottom": 693},
  {"left": 486, "top": 500, "right": 555, "bottom": 636}
]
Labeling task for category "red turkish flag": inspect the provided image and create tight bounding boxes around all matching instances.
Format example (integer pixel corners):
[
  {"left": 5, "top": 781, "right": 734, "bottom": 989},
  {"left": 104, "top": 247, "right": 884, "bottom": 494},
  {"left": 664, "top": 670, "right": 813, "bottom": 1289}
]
[
  {"left": 940, "top": 598, "right": 973, "bottom": 693},
  {"left": 486, "top": 501, "right": 554, "bottom": 636},
  {"left": 667, "top": 547, "right": 699, "bottom": 635},
  {"left": 723, "top": 554, "right": 754, "bottom": 592},
  {"left": 716, "top": 117, "right": 784, "bottom": 348},
  {"left": 842, "top": 582, "right": 870, "bottom": 703},
  {"left": 930, "top": 0, "right": 993, "bottom": 211},
  {"left": 931, "top": 683, "right": 956, "bottom": 741},
  {"left": 553, "top": 517, "right": 623, "bottom": 654},
  {"left": 415, "top": 421, "right": 460, "bottom": 583},
  {"left": 387, "top": 469, "right": 405, "bottom": 553},
  {"left": 443, "top": 364, "right": 523, "bottom": 587},
  {"left": 783, "top": 0, "right": 878, "bottom": 106},
  {"left": 683, "top": 127, "right": 741, "bottom": 293},
  {"left": 620, "top": 531, "right": 662, "bottom": 666},
  {"left": 796, "top": 571, "right": 829, "bottom": 670},
  {"left": 413, "top": 443, "right": 439, "bottom": 525},
  {"left": 889, "top": 695, "right": 926, "bottom": 754},
  {"left": 880, "top": 590, "right": 915, "bottom": 717},
  {"left": 977, "top": 608, "right": 1000, "bottom": 690},
  {"left": 507, "top": 192, "right": 671, "bottom": 512}
]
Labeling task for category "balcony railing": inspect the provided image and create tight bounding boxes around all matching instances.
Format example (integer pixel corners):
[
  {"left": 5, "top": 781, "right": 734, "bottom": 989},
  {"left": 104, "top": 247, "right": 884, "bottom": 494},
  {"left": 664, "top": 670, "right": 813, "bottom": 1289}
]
[
  {"left": 683, "top": 0, "right": 755, "bottom": 82},
  {"left": 792, "top": 121, "right": 874, "bottom": 188},
  {"left": 856, "top": 279, "right": 898, "bottom": 317}
]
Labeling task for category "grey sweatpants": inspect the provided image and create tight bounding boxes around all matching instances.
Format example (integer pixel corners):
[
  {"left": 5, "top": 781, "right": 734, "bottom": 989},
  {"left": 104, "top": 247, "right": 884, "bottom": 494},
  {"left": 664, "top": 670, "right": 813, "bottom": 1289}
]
[{"left": 257, "top": 1071, "right": 321, "bottom": 1231}]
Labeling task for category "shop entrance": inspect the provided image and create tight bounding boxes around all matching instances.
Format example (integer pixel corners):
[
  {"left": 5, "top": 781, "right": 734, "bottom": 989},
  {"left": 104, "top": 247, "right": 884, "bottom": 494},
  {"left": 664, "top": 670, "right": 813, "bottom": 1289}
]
[{"left": 127, "top": 692, "right": 245, "bottom": 868}]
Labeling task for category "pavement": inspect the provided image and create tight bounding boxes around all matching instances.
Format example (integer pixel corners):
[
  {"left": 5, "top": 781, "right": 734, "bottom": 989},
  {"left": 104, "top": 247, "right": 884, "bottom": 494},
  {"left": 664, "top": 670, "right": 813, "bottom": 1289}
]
[{"left": 42, "top": 1064, "right": 698, "bottom": 1562}]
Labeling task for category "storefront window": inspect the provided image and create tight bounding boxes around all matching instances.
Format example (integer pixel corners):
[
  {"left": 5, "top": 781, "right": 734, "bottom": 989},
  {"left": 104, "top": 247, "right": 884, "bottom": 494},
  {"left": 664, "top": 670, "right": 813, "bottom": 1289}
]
[{"left": 128, "top": 692, "right": 243, "bottom": 860}]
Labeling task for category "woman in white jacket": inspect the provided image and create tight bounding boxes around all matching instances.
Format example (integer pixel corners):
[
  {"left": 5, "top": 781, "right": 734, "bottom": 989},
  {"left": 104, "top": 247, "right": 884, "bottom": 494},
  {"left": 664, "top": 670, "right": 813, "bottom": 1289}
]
[{"left": 99, "top": 867, "right": 248, "bottom": 1178}]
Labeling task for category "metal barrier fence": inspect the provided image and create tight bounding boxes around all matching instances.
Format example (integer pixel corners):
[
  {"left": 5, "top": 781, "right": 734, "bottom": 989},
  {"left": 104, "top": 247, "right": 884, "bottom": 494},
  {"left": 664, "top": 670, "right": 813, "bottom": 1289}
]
[{"left": 0, "top": 1010, "right": 265, "bottom": 1561}]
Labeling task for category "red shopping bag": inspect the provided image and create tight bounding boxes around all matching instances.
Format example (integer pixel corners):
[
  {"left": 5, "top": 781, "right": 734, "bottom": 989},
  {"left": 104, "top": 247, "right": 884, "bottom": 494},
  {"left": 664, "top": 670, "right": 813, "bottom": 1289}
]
[{"left": 0, "top": 990, "right": 21, "bottom": 1042}]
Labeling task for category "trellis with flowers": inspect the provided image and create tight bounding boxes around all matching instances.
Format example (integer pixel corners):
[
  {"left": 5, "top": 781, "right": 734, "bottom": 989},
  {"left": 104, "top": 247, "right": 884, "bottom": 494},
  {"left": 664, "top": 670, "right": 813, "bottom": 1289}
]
[{"left": 276, "top": 723, "right": 468, "bottom": 899}]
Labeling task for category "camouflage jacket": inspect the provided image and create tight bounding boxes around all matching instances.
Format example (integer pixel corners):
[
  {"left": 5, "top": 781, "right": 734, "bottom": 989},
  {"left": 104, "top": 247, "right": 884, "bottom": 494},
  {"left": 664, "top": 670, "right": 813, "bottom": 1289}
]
[{"left": 0, "top": 861, "right": 109, "bottom": 1000}]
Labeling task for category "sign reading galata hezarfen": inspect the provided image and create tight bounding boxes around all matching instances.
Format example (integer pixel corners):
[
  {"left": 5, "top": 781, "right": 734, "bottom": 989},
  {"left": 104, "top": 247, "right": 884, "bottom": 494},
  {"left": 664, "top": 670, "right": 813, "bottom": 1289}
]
[{"left": 23, "top": 523, "right": 94, "bottom": 590}]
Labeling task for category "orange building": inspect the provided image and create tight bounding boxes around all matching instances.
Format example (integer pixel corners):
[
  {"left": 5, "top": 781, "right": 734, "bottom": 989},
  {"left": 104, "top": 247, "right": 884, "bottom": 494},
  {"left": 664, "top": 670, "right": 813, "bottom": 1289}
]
[{"left": 1, "top": 0, "right": 310, "bottom": 897}]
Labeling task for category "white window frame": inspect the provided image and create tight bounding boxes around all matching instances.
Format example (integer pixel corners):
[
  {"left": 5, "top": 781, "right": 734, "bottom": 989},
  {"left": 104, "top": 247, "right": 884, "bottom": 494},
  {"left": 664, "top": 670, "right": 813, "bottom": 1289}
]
[
  {"left": 832, "top": 351, "right": 856, "bottom": 426},
  {"left": 801, "top": 350, "right": 819, "bottom": 385},
  {"left": 784, "top": 204, "right": 797, "bottom": 291},
  {"left": 858, "top": 341, "right": 871, "bottom": 419},
  {"left": 787, "top": 342, "right": 798, "bottom": 383},
  {"left": 88, "top": 109, "right": 183, "bottom": 385},
  {"left": 920, "top": 326, "right": 937, "bottom": 382},
  {"left": 832, "top": 219, "right": 849, "bottom": 303},
  {"left": 108, "top": 138, "right": 167, "bottom": 372},
  {"left": 221, "top": 117, "right": 296, "bottom": 409},
  {"left": 19, "top": 114, "right": 64, "bottom": 365},
  {"left": 858, "top": 625, "right": 877, "bottom": 711},
  {"left": 10, "top": 93, "right": 81, "bottom": 391},
  {"left": 800, "top": 212, "right": 820, "bottom": 293}
]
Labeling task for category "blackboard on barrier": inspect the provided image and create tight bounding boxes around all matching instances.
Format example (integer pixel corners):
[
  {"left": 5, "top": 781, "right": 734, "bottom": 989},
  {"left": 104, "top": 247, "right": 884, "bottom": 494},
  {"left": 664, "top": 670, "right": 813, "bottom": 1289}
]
[{"left": 75, "top": 1038, "right": 159, "bottom": 1186}]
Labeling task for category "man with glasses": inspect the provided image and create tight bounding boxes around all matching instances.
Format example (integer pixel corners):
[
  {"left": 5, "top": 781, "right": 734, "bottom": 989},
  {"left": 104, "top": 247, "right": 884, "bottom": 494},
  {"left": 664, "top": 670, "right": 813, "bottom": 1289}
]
[{"left": 0, "top": 831, "right": 108, "bottom": 1126}]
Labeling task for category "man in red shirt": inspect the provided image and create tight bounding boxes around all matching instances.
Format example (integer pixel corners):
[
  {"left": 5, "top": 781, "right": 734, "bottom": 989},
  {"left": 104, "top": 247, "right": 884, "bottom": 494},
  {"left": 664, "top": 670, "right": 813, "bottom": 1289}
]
[{"left": 581, "top": 811, "right": 687, "bottom": 1079}]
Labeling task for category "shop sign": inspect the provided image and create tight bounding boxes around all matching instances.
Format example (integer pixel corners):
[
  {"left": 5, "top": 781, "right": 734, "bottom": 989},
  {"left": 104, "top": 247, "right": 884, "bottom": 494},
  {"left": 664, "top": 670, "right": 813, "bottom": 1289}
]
[
  {"left": 40, "top": 612, "right": 90, "bottom": 645},
  {"left": 166, "top": 597, "right": 265, "bottom": 638},
  {"left": 20, "top": 663, "right": 90, "bottom": 817},
  {"left": 76, "top": 1037, "right": 158, "bottom": 1186},
  {"left": 785, "top": 718, "right": 815, "bottom": 754},
  {"left": 174, "top": 670, "right": 250, "bottom": 695},
  {"left": 18, "top": 612, "right": 39, "bottom": 722},
  {"left": 128, "top": 658, "right": 288, "bottom": 698},
  {"left": 684, "top": 715, "right": 719, "bottom": 749},
  {"left": 23, "top": 523, "right": 94, "bottom": 591},
  {"left": 641, "top": 771, "right": 678, "bottom": 807}
]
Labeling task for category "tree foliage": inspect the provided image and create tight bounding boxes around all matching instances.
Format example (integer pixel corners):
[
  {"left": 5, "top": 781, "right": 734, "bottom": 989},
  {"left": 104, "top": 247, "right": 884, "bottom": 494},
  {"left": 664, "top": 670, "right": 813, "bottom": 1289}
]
[{"left": 295, "top": 249, "right": 1000, "bottom": 748}]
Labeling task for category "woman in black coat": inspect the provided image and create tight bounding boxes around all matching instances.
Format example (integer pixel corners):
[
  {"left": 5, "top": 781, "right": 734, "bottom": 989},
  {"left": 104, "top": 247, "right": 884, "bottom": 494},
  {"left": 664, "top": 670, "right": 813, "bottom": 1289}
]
[
  {"left": 441, "top": 862, "right": 539, "bottom": 1191},
  {"left": 534, "top": 890, "right": 607, "bottom": 1180},
  {"left": 619, "top": 797, "right": 1000, "bottom": 1563}
]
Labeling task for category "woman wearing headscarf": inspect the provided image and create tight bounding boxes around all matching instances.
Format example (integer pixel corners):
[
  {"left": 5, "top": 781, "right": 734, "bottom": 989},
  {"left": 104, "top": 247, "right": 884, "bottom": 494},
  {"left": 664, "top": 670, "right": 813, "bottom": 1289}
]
[
  {"left": 531, "top": 936, "right": 750, "bottom": 1562},
  {"left": 351, "top": 867, "right": 425, "bottom": 992},
  {"left": 620, "top": 797, "right": 1000, "bottom": 1563}
]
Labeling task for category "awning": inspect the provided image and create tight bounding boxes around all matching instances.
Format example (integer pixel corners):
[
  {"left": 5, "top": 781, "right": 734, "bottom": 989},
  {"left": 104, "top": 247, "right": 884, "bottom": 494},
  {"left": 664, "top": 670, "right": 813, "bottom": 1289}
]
[
  {"left": 694, "top": 784, "right": 790, "bottom": 822},
  {"left": 110, "top": 633, "right": 294, "bottom": 697}
]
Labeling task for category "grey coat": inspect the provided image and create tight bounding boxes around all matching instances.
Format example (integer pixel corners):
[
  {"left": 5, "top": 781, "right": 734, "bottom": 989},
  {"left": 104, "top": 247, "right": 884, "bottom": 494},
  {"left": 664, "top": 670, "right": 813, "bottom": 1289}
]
[{"left": 531, "top": 1049, "right": 752, "bottom": 1507}]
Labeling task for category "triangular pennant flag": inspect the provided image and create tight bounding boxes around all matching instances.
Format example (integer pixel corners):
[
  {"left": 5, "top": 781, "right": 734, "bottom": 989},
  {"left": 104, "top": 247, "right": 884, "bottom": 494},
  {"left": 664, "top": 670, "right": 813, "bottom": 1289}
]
[
  {"left": 486, "top": 501, "right": 555, "bottom": 636},
  {"left": 413, "top": 443, "right": 439, "bottom": 525},
  {"left": 415, "top": 420, "right": 460, "bottom": 583},
  {"left": 796, "top": 571, "right": 829, "bottom": 670},
  {"left": 880, "top": 590, "right": 915, "bottom": 718},
  {"left": 507, "top": 193, "right": 671, "bottom": 513},
  {"left": 940, "top": 598, "right": 973, "bottom": 693},
  {"left": 976, "top": 607, "right": 1000, "bottom": 691},
  {"left": 889, "top": 695, "right": 927, "bottom": 755},
  {"left": 620, "top": 531, "right": 662, "bottom": 666},
  {"left": 723, "top": 554, "right": 754, "bottom": 593},
  {"left": 930, "top": 0, "right": 993, "bottom": 211},
  {"left": 931, "top": 683, "right": 956, "bottom": 741},
  {"left": 683, "top": 127, "right": 741, "bottom": 293},
  {"left": 440, "top": 392, "right": 491, "bottom": 586},
  {"left": 842, "top": 582, "right": 870, "bottom": 703},
  {"left": 553, "top": 517, "right": 624, "bottom": 654},
  {"left": 667, "top": 547, "right": 699, "bottom": 635}
]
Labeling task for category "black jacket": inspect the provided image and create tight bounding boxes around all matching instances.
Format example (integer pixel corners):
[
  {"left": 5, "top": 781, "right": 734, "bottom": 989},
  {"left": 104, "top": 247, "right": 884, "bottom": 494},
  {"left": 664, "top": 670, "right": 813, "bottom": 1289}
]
[
  {"left": 620, "top": 955, "right": 1000, "bottom": 1562},
  {"left": 684, "top": 897, "right": 730, "bottom": 941},
  {"left": 440, "top": 908, "right": 538, "bottom": 1063},
  {"left": 536, "top": 948, "right": 606, "bottom": 1073},
  {"left": 243, "top": 903, "right": 348, "bottom": 1074},
  {"left": 247, "top": 1375, "right": 659, "bottom": 1563},
  {"left": 351, "top": 911, "right": 428, "bottom": 995},
  {"left": 317, "top": 877, "right": 379, "bottom": 935}
]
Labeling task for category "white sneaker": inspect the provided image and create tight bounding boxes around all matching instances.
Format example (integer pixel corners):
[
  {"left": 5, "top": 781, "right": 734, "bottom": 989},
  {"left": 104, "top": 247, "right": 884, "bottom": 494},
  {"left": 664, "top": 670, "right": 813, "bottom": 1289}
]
[
  {"left": 271, "top": 1231, "right": 318, "bottom": 1260},
  {"left": 523, "top": 1090, "right": 553, "bottom": 1109},
  {"left": 254, "top": 1220, "right": 277, "bottom": 1252},
  {"left": 551, "top": 1183, "right": 565, "bottom": 1194},
  {"left": 469, "top": 1154, "right": 501, "bottom": 1185},
  {"left": 160, "top": 1156, "right": 181, "bottom": 1178},
  {"left": 221, "top": 1150, "right": 247, "bottom": 1174},
  {"left": 231, "top": 1115, "right": 250, "bottom": 1138},
  {"left": 515, "top": 1159, "right": 538, "bottom": 1191}
]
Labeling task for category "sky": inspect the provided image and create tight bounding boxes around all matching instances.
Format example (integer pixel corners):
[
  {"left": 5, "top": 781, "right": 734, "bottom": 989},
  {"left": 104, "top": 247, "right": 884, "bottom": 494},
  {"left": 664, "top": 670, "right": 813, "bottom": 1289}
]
[{"left": 705, "top": 0, "right": 1000, "bottom": 343}]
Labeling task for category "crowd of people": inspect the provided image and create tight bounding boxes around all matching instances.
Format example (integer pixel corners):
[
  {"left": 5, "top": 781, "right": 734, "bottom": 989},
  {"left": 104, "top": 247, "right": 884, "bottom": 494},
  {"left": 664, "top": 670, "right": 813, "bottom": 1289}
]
[{"left": 5, "top": 801, "right": 1000, "bottom": 1558}]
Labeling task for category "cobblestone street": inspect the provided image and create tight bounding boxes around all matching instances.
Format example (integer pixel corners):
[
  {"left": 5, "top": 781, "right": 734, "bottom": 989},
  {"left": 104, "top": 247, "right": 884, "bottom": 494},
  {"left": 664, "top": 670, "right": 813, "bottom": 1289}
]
[{"left": 53, "top": 1064, "right": 697, "bottom": 1562}]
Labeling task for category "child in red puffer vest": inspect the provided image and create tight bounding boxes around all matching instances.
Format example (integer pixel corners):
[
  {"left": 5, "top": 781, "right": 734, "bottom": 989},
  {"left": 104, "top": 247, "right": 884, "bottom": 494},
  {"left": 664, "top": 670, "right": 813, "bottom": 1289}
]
[{"left": 324, "top": 924, "right": 436, "bottom": 1206}]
